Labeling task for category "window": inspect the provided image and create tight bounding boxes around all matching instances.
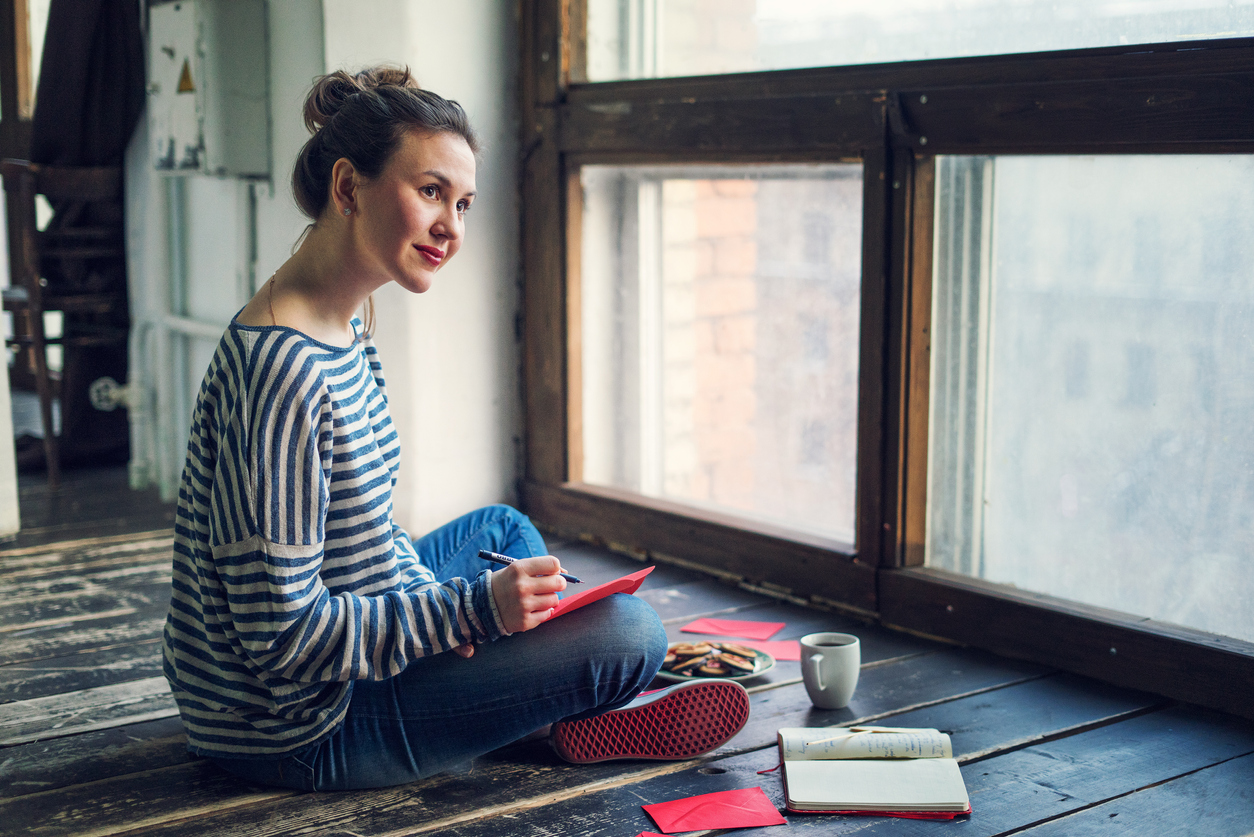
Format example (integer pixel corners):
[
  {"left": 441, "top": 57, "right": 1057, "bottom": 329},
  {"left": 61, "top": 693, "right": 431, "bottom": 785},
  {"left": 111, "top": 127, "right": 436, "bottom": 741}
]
[
  {"left": 520, "top": 1, "right": 1254, "bottom": 718},
  {"left": 584, "top": 0, "right": 1254, "bottom": 81},
  {"left": 580, "top": 164, "right": 862, "bottom": 543},
  {"left": 927, "top": 155, "right": 1254, "bottom": 643}
]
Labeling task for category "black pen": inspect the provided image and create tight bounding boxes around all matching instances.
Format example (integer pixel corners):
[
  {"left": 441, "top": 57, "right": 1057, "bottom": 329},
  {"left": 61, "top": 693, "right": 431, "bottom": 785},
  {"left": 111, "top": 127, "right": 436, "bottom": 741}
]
[{"left": 478, "top": 549, "right": 582, "bottom": 583}]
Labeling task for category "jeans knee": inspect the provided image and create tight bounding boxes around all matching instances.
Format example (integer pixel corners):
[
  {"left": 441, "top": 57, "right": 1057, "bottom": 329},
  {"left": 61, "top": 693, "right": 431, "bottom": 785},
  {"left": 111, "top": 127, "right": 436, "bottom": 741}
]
[
  {"left": 483, "top": 504, "right": 535, "bottom": 536},
  {"left": 602, "top": 593, "right": 667, "bottom": 670},
  {"left": 485, "top": 504, "right": 548, "bottom": 557},
  {"left": 481, "top": 503, "right": 522, "bottom": 525}
]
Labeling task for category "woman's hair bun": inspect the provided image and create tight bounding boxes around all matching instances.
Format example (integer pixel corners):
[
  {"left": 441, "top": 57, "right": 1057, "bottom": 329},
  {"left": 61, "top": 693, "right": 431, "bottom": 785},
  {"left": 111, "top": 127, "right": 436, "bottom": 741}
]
[
  {"left": 302, "top": 66, "right": 419, "bottom": 133},
  {"left": 293, "top": 64, "right": 477, "bottom": 226}
]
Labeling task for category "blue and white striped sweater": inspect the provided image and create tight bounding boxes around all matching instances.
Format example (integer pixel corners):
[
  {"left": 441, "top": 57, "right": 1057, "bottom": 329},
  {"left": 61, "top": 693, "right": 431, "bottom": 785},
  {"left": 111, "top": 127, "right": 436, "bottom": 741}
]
[{"left": 163, "top": 320, "right": 506, "bottom": 757}]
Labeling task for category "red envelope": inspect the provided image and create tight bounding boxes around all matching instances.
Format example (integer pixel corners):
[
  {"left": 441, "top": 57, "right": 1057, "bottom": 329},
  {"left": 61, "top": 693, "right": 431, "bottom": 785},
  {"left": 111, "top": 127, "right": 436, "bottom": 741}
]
[
  {"left": 550, "top": 566, "right": 654, "bottom": 619},
  {"left": 643, "top": 787, "right": 787, "bottom": 833},
  {"left": 635, "top": 833, "right": 668, "bottom": 837},
  {"left": 736, "top": 639, "right": 801, "bottom": 661},
  {"left": 680, "top": 617, "right": 785, "bottom": 640}
]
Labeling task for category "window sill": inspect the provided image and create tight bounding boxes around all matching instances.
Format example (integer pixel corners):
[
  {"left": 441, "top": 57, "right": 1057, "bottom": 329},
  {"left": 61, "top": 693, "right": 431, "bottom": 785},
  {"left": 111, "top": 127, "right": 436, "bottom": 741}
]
[
  {"left": 522, "top": 480, "right": 876, "bottom": 613},
  {"left": 880, "top": 566, "right": 1254, "bottom": 720}
]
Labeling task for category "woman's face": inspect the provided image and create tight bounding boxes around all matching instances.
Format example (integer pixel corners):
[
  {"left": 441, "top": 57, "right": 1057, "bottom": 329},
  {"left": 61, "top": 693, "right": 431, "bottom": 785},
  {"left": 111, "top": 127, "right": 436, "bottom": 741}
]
[{"left": 351, "top": 129, "right": 477, "bottom": 294}]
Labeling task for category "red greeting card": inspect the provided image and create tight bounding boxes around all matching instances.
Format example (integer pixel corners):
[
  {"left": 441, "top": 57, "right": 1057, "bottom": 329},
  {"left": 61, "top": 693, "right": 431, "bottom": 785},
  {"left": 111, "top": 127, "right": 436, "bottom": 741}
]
[
  {"left": 642, "top": 787, "right": 787, "bottom": 833},
  {"left": 680, "top": 617, "right": 786, "bottom": 640},
  {"left": 550, "top": 566, "right": 654, "bottom": 619}
]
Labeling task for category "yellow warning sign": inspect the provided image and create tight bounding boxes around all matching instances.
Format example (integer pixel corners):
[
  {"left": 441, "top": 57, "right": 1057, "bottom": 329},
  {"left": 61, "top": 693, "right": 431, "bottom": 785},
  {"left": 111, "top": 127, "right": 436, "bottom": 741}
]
[{"left": 177, "top": 58, "right": 195, "bottom": 94}]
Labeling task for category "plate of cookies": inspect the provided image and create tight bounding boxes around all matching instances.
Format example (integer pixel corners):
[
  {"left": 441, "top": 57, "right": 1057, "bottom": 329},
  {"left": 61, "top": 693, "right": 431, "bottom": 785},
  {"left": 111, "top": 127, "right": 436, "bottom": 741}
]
[{"left": 656, "top": 640, "right": 776, "bottom": 682}]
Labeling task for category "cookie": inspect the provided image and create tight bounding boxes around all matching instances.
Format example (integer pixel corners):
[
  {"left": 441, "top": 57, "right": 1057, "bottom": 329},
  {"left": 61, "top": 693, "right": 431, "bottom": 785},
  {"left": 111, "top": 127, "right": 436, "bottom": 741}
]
[
  {"left": 719, "top": 652, "right": 756, "bottom": 672},
  {"left": 672, "top": 653, "right": 712, "bottom": 673},
  {"left": 698, "top": 659, "right": 730, "bottom": 676}
]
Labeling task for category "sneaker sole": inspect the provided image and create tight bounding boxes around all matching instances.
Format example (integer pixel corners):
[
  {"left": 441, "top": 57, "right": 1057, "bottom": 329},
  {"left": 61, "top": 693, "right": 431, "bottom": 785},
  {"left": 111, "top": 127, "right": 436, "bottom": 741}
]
[{"left": 551, "top": 679, "right": 750, "bottom": 763}]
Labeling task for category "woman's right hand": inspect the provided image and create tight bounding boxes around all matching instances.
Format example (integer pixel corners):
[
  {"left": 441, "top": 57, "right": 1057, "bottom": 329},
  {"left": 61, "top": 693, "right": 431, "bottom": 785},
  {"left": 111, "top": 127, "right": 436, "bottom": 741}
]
[{"left": 490, "top": 556, "right": 567, "bottom": 633}]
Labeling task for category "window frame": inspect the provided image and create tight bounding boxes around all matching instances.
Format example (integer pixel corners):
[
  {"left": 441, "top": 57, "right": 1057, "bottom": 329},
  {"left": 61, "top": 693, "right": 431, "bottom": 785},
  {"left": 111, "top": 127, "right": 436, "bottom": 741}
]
[
  {"left": 519, "top": 0, "right": 1254, "bottom": 718},
  {"left": 0, "top": 0, "right": 34, "bottom": 290}
]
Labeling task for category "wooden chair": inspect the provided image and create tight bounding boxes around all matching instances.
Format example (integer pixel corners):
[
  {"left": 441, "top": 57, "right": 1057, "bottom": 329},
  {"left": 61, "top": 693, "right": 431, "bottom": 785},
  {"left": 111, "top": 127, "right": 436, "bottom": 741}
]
[{"left": 1, "top": 159, "right": 128, "bottom": 489}]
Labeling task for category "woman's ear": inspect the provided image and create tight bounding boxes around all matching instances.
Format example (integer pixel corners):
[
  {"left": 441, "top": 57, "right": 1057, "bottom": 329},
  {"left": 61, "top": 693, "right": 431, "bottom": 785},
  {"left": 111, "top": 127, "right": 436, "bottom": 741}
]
[{"left": 330, "top": 157, "right": 359, "bottom": 217}]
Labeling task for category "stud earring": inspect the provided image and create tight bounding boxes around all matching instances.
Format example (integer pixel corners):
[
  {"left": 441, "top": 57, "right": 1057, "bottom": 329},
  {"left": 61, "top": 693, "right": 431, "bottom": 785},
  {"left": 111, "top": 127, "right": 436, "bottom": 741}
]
[{"left": 343, "top": 207, "right": 352, "bottom": 216}]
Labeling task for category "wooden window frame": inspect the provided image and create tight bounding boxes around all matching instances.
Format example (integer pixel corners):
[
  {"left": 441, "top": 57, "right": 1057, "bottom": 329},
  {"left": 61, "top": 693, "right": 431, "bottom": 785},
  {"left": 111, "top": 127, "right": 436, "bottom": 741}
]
[
  {"left": 0, "top": 0, "right": 33, "bottom": 134},
  {"left": 0, "top": 0, "right": 33, "bottom": 284},
  {"left": 0, "top": 0, "right": 44, "bottom": 411},
  {"left": 519, "top": 0, "right": 1254, "bottom": 718}
]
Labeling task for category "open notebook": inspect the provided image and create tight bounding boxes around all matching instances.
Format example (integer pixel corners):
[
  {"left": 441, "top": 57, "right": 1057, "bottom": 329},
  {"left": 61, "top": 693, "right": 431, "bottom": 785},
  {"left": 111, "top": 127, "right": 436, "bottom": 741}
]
[{"left": 777, "top": 726, "right": 971, "bottom": 818}]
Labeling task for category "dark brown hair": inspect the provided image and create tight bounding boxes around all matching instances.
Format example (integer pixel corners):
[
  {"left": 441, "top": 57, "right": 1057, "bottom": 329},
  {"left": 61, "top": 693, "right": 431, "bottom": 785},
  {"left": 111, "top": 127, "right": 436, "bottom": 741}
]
[
  {"left": 292, "top": 66, "right": 480, "bottom": 337},
  {"left": 293, "top": 66, "right": 479, "bottom": 218}
]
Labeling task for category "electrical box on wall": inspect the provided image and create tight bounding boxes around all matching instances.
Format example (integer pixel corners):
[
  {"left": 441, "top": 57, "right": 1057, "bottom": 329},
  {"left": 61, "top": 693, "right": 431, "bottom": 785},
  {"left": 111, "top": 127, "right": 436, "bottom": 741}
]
[{"left": 148, "top": 0, "right": 269, "bottom": 177}]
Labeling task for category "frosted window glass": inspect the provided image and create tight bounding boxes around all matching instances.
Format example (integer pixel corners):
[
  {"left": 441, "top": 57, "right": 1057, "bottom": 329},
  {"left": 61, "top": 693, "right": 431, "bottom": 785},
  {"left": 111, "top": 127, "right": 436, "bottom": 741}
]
[
  {"left": 586, "top": 0, "right": 1254, "bottom": 81},
  {"left": 926, "top": 155, "right": 1254, "bottom": 643},
  {"left": 580, "top": 164, "right": 862, "bottom": 543}
]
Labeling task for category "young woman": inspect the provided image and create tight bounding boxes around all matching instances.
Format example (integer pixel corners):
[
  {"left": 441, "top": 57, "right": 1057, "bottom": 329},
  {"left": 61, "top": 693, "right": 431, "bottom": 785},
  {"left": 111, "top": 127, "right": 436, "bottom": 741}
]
[{"left": 161, "top": 67, "right": 750, "bottom": 792}]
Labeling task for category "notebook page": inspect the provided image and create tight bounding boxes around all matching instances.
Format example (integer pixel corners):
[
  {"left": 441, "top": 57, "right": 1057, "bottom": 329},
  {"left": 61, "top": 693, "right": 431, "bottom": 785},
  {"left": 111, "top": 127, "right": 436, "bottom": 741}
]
[
  {"left": 779, "top": 727, "right": 952, "bottom": 760},
  {"left": 784, "top": 758, "right": 969, "bottom": 811}
]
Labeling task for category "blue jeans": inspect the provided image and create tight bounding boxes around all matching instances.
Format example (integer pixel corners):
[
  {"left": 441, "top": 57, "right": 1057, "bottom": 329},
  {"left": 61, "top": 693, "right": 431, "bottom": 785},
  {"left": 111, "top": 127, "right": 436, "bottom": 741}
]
[{"left": 211, "top": 505, "right": 667, "bottom": 791}]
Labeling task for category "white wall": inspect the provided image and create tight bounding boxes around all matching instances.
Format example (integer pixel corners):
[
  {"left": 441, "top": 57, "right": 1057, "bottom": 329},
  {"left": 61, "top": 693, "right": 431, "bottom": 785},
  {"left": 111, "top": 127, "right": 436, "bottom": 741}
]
[
  {"left": 255, "top": 0, "right": 326, "bottom": 288},
  {"left": 319, "top": 0, "right": 521, "bottom": 534},
  {"left": 128, "top": 0, "right": 520, "bottom": 534},
  {"left": 0, "top": 197, "right": 20, "bottom": 535}
]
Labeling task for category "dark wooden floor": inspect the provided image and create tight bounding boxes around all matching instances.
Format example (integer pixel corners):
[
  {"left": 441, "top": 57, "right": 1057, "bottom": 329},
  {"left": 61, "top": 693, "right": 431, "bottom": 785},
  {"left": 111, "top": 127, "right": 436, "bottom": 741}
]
[
  {"left": 2, "top": 468, "right": 1253, "bottom": 836},
  {"left": 6, "top": 466, "right": 176, "bottom": 550}
]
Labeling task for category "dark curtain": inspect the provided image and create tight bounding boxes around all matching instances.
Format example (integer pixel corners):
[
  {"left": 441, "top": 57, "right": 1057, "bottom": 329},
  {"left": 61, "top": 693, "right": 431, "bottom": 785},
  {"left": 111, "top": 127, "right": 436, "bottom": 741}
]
[
  {"left": 30, "top": 0, "right": 145, "bottom": 166},
  {"left": 21, "top": 0, "right": 144, "bottom": 468}
]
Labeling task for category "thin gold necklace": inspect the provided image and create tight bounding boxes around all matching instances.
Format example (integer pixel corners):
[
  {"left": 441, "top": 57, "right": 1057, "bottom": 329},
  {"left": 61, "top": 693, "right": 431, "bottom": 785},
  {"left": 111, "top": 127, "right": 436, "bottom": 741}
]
[{"left": 267, "top": 274, "right": 278, "bottom": 326}]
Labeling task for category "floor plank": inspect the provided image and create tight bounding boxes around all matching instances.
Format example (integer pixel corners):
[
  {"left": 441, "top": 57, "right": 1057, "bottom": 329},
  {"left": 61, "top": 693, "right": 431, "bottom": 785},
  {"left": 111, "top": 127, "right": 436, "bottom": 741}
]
[
  {"left": 662, "top": 598, "right": 884, "bottom": 641},
  {"left": 4, "top": 570, "right": 168, "bottom": 611},
  {"left": 419, "top": 706, "right": 1254, "bottom": 837},
  {"left": 3, "top": 491, "right": 1252, "bottom": 837},
  {"left": 0, "top": 716, "right": 189, "bottom": 798},
  {"left": 0, "top": 609, "right": 165, "bottom": 667},
  {"left": 428, "top": 746, "right": 781, "bottom": 837},
  {"left": 851, "top": 672, "right": 1165, "bottom": 762},
  {"left": 0, "top": 676, "right": 176, "bottom": 746},
  {"left": 9, "top": 511, "right": 175, "bottom": 553},
  {"left": 661, "top": 599, "right": 941, "bottom": 692},
  {"left": 1015, "top": 751, "right": 1254, "bottom": 836},
  {"left": 719, "top": 647, "right": 1049, "bottom": 755},
  {"left": 0, "top": 534, "right": 170, "bottom": 576},
  {"left": 811, "top": 707, "right": 1254, "bottom": 837},
  {"left": 657, "top": 594, "right": 943, "bottom": 682},
  {"left": 0, "top": 762, "right": 296, "bottom": 837},
  {"left": 0, "top": 639, "right": 165, "bottom": 703},
  {"left": 1, "top": 543, "right": 169, "bottom": 590},
  {"left": 637, "top": 578, "right": 771, "bottom": 622},
  {"left": 26, "top": 647, "right": 1049, "bottom": 837},
  {"left": 12, "top": 467, "right": 176, "bottom": 551},
  {"left": 0, "top": 582, "right": 168, "bottom": 636}
]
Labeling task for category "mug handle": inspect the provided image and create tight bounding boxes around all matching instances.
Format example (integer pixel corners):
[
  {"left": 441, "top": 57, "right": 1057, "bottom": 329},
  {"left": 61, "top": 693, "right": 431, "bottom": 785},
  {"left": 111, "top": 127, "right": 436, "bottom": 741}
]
[{"left": 809, "top": 654, "right": 825, "bottom": 691}]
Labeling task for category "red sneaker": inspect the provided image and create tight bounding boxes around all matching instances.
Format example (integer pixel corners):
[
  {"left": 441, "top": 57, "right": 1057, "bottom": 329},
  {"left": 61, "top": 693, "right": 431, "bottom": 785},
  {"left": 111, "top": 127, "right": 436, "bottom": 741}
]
[{"left": 551, "top": 679, "right": 751, "bottom": 763}]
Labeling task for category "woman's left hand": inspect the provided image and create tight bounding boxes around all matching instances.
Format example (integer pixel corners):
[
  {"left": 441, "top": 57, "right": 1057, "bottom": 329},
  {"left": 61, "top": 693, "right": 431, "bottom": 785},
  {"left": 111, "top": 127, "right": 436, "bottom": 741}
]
[{"left": 452, "top": 643, "right": 475, "bottom": 658}]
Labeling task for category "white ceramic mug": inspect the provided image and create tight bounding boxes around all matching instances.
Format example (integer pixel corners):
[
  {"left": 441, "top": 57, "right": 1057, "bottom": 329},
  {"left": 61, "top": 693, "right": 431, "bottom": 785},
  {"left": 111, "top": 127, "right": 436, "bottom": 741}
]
[{"left": 800, "top": 632, "right": 860, "bottom": 709}]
